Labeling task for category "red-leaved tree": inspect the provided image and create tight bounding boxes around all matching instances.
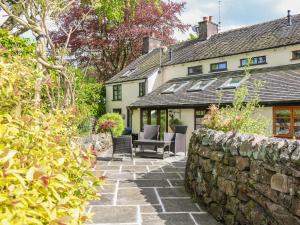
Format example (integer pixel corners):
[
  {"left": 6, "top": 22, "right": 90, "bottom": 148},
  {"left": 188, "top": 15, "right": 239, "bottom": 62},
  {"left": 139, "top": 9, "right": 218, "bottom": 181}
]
[{"left": 52, "top": 0, "right": 188, "bottom": 81}]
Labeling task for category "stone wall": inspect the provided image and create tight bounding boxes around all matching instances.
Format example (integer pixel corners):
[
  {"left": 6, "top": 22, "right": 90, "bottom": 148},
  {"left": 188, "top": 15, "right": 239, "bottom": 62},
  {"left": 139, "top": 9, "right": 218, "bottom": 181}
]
[
  {"left": 76, "top": 133, "right": 112, "bottom": 154},
  {"left": 185, "top": 128, "right": 300, "bottom": 225}
]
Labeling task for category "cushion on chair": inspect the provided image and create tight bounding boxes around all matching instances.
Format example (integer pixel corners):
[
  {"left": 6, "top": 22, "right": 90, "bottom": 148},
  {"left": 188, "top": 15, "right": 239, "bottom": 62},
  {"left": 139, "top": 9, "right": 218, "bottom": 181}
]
[
  {"left": 174, "top": 125, "right": 188, "bottom": 134},
  {"left": 143, "top": 125, "right": 160, "bottom": 140}
]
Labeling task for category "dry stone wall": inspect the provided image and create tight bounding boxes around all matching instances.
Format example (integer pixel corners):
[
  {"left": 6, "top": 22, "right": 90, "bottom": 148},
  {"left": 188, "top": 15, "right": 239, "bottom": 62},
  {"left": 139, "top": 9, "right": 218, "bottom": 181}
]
[{"left": 185, "top": 128, "right": 300, "bottom": 225}]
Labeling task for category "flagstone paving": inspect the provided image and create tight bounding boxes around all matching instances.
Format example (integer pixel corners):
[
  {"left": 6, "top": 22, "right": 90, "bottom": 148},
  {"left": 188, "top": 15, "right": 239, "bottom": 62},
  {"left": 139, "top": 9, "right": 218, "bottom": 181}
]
[{"left": 87, "top": 151, "right": 220, "bottom": 225}]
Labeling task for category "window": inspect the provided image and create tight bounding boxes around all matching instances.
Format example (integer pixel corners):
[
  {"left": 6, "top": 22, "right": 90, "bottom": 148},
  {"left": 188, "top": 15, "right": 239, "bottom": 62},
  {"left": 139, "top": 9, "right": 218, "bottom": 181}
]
[
  {"left": 210, "top": 62, "right": 227, "bottom": 72},
  {"left": 120, "top": 68, "right": 136, "bottom": 78},
  {"left": 139, "top": 82, "right": 146, "bottom": 97},
  {"left": 113, "top": 108, "right": 122, "bottom": 114},
  {"left": 292, "top": 50, "right": 300, "bottom": 60},
  {"left": 273, "top": 107, "right": 300, "bottom": 138},
  {"left": 140, "top": 109, "right": 168, "bottom": 138},
  {"left": 188, "top": 65, "right": 203, "bottom": 75},
  {"left": 162, "top": 82, "right": 189, "bottom": 94},
  {"left": 240, "top": 56, "right": 266, "bottom": 67},
  {"left": 195, "top": 109, "right": 206, "bottom": 130},
  {"left": 188, "top": 79, "right": 216, "bottom": 92},
  {"left": 219, "top": 77, "right": 246, "bottom": 89},
  {"left": 127, "top": 109, "right": 132, "bottom": 128},
  {"left": 113, "top": 84, "right": 122, "bottom": 101}
]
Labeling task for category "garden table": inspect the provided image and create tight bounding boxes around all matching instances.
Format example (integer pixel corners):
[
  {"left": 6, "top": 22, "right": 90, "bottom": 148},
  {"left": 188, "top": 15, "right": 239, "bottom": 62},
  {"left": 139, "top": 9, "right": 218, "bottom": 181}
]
[{"left": 133, "top": 139, "right": 171, "bottom": 159}]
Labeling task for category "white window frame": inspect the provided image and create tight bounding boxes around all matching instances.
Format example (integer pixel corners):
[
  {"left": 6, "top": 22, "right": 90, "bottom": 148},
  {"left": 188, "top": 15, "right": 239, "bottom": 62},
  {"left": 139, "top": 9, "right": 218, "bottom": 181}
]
[
  {"left": 188, "top": 79, "right": 216, "bottom": 92},
  {"left": 162, "top": 81, "right": 189, "bottom": 94},
  {"left": 219, "top": 77, "right": 247, "bottom": 89}
]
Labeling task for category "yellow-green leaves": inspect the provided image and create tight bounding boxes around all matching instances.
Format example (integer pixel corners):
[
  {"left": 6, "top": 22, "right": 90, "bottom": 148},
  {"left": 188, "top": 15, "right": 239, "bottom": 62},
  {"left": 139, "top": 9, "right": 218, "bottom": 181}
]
[{"left": 0, "top": 58, "right": 102, "bottom": 224}]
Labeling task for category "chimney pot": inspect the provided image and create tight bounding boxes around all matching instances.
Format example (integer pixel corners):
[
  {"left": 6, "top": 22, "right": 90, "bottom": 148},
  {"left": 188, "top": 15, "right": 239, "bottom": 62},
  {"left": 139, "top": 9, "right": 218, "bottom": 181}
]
[
  {"left": 287, "top": 10, "right": 292, "bottom": 26},
  {"left": 203, "top": 16, "right": 208, "bottom": 21},
  {"left": 209, "top": 16, "right": 213, "bottom": 22}
]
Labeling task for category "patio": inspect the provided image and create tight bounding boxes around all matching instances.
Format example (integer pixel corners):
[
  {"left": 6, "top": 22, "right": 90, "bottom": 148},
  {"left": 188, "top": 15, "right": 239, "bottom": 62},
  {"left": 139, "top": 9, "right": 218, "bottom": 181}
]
[{"left": 87, "top": 150, "right": 220, "bottom": 225}]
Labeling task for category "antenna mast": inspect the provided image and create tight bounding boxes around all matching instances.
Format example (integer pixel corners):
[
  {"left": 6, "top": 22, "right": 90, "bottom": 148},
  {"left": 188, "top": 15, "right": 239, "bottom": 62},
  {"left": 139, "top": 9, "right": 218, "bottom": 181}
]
[{"left": 218, "top": 0, "right": 222, "bottom": 31}]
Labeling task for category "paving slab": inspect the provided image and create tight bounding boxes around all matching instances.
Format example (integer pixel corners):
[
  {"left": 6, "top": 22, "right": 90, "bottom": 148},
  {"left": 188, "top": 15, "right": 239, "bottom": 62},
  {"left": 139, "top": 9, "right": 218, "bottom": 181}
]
[
  {"left": 119, "top": 179, "right": 170, "bottom": 188},
  {"left": 162, "top": 199, "right": 200, "bottom": 212},
  {"left": 89, "top": 150, "right": 217, "bottom": 225},
  {"left": 90, "top": 206, "right": 138, "bottom": 223},
  {"left": 157, "top": 187, "right": 189, "bottom": 198},
  {"left": 117, "top": 188, "right": 159, "bottom": 205},
  {"left": 141, "top": 213, "right": 196, "bottom": 225},
  {"left": 136, "top": 172, "right": 181, "bottom": 180},
  {"left": 192, "top": 213, "right": 221, "bottom": 225}
]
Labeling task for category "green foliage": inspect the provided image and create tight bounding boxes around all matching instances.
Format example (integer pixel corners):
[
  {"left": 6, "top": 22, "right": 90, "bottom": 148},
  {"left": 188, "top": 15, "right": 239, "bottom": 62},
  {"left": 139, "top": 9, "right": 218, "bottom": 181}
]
[
  {"left": 99, "top": 113, "right": 125, "bottom": 136},
  {"left": 0, "top": 29, "right": 35, "bottom": 59},
  {"left": 169, "top": 118, "right": 182, "bottom": 132},
  {"left": 75, "top": 70, "right": 106, "bottom": 135},
  {"left": 187, "top": 33, "right": 198, "bottom": 41},
  {"left": 0, "top": 58, "right": 102, "bottom": 224},
  {"left": 203, "top": 67, "right": 268, "bottom": 135}
]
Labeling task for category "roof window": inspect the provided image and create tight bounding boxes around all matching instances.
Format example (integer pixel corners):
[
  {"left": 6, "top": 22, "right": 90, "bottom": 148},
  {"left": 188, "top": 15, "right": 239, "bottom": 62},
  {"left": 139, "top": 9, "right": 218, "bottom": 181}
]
[
  {"left": 162, "top": 81, "right": 189, "bottom": 94},
  {"left": 188, "top": 79, "right": 216, "bottom": 92},
  {"left": 219, "top": 77, "right": 246, "bottom": 89},
  {"left": 120, "top": 68, "right": 136, "bottom": 78}
]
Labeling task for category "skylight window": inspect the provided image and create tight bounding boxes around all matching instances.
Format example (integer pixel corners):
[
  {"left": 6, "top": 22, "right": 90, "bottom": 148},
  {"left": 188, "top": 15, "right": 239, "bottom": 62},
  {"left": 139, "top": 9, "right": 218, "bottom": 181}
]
[
  {"left": 188, "top": 79, "right": 216, "bottom": 92},
  {"left": 162, "top": 82, "right": 189, "bottom": 94},
  {"left": 120, "top": 68, "right": 136, "bottom": 78},
  {"left": 219, "top": 77, "right": 246, "bottom": 89}
]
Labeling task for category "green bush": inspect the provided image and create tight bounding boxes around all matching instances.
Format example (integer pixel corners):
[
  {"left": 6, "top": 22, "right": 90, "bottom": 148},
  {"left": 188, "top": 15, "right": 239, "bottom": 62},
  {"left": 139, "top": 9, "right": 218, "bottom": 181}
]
[
  {"left": 99, "top": 113, "right": 125, "bottom": 136},
  {"left": 0, "top": 57, "right": 102, "bottom": 224},
  {"left": 203, "top": 67, "right": 268, "bottom": 135}
]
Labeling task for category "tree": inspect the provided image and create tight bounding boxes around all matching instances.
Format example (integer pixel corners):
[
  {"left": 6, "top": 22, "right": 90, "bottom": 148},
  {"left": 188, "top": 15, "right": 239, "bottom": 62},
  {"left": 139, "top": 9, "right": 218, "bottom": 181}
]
[
  {"left": 52, "top": 0, "right": 188, "bottom": 81},
  {"left": 0, "top": 0, "right": 161, "bottom": 108}
]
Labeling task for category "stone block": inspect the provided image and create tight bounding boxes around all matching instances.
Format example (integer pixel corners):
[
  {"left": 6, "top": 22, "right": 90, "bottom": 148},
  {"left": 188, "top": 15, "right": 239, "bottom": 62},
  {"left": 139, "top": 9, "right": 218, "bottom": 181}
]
[
  {"left": 226, "top": 197, "right": 240, "bottom": 214},
  {"left": 236, "top": 156, "right": 250, "bottom": 171},
  {"left": 211, "top": 188, "right": 227, "bottom": 204},
  {"left": 271, "top": 173, "right": 290, "bottom": 193},
  {"left": 209, "top": 203, "right": 224, "bottom": 221},
  {"left": 224, "top": 214, "right": 235, "bottom": 225},
  {"left": 217, "top": 177, "right": 236, "bottom": 196},
  {"left": 291, "top": 197, "right": 300, "bottom": 217},
  {"left": 266, "top": 201, "right": 300, "bottom": 225},
  {"left": 199, "top": 146, "right": 212, "bottom": 158},
  {"left": 202, "top": 159, "right": 213, "bottom": 172},
  {"left": 210, "top": 151, "right": 224, "bottom": 161}
]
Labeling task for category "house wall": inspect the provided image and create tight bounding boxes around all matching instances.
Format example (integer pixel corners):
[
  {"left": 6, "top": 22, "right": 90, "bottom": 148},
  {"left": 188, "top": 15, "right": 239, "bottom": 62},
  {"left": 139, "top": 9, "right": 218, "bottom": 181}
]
[
  {"left": 162, "top": 44, "right": 300, "bottom": 83},
  {"left": 129, "top": 107, "right": 273, "bottom": 150}
]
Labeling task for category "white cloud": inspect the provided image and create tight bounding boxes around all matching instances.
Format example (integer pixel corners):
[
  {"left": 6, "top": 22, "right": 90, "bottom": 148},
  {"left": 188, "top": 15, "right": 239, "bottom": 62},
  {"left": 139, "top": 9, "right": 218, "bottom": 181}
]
[{"left": 276, "top": 0, "right": 300, "bottom": 15}]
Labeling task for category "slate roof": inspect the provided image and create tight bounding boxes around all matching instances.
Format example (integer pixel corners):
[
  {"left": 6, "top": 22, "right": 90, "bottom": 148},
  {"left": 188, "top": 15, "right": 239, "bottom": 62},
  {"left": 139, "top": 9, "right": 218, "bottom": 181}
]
[
  {"left": 129, "top": 64, "right": 300, "bottom": 108},
  {"left": 164, "top": 14, "right": 300, "bottom": 66},
  {"left": 107, "top": 14, "right": 300, "bottom": 84}
]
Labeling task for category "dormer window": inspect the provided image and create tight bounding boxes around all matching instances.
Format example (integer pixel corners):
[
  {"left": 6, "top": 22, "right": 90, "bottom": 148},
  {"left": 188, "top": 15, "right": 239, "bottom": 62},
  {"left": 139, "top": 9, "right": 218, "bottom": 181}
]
[
  {"left": 210, "top": 62, "right": 227, "bottom": 72},
  {"left": 219, "top": 77, "right": 246, "bottom": 89},
  {"left": 292, "top": 50, "right": 300, "bottom": 60},
  {"left": 162, "top": 82, "right": 189, "bottom": 94},
  {"left": 187, "top": 79, "right": 216, "bottom": 92},
  {"left": 120, "top": 68, "right": 136, "bottom": 78},
  {"left": 240, "top": 56, "right": 266, "bottom": 67},
  {"left": 188, "top": 65, "right": 203, "bottom": 75}
]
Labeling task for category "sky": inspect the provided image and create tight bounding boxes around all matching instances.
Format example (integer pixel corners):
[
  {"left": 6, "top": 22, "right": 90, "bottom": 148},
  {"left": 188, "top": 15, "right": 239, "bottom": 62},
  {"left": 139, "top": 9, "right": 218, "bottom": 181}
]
[
  {"left": 1, "top": 0, "right": 300, "bottom": 41},
  {"left": 173, "top": 0, "right": 300, "bottom": 40}
]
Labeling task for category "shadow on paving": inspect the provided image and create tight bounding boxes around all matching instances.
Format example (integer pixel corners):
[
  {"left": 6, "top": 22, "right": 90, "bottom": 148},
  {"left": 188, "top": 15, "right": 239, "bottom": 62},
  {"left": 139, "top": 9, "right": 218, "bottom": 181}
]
[{"left": 89, "top": 151, "right": 221, "bottom": 225}]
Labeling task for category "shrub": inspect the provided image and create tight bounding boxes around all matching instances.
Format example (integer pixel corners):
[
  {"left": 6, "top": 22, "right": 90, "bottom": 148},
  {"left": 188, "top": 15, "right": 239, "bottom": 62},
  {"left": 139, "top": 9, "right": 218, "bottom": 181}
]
[
  {"left": 99, "top": 113, "right": 125, "bottom": 136},
  {"left": 0, "top": 58, "right": 102, "bottom": 224},
  {"left": 202, "top": 67, "right": 268, "bottom": 135}
]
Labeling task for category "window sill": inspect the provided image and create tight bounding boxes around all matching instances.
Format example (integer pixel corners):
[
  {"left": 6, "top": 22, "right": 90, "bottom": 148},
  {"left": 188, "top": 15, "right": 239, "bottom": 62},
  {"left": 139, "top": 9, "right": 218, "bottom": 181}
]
[
  {"left": 291, "top": 58, "right": 300, "bottom": 61},
  {"left": 209, "top": 69, "right": 228, "bottom": 73},
  {"left": 112, "top": 99, "right": 122, "bottom": 101},
  {"left": 239, "top": 62, "right": 267, "bottom": 68}
]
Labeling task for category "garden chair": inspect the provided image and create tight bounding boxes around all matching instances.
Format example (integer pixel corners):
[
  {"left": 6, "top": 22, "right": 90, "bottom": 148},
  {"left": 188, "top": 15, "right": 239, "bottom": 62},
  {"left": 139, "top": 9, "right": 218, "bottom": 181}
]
[
  {"left": 110, "top": 130, "right": 133, "bottom": 159},
  {"left": 138, "top": 125, "right": 160, "bottom": 151},
  {"left": 164, "top": 125, "right": 187, "bottom": 156}
]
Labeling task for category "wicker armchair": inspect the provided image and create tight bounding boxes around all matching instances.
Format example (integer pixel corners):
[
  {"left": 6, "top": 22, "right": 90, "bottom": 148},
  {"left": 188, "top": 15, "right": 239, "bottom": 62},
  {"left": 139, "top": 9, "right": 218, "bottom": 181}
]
[
  {"left": 164, "top": 125, "right": 187, "bottom": 156},
  {"left": 138, "top": 125, "right": 160, "bottom": 151},
  {"left": 110, "top": 130, "right": 133, "bottom": 159}
]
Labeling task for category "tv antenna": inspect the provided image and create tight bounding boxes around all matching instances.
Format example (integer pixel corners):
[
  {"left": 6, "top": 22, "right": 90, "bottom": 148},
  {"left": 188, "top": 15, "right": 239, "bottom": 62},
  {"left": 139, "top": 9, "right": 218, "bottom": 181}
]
[{"left": 218, "top": 0, "right": 222, "bottom": 31}]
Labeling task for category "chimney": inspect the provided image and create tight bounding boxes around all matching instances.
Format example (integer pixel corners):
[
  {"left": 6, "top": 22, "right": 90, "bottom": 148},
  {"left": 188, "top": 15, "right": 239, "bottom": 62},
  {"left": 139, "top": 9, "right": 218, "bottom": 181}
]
[
  {"left": 198, "top": 16, "right": 218, "bottom": 41},
  {"left": 142, "top": 35, "right": 162, "bottom": 54},
  {"left": 287, "top": 10, "right": 292, "bottom": 26}
]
